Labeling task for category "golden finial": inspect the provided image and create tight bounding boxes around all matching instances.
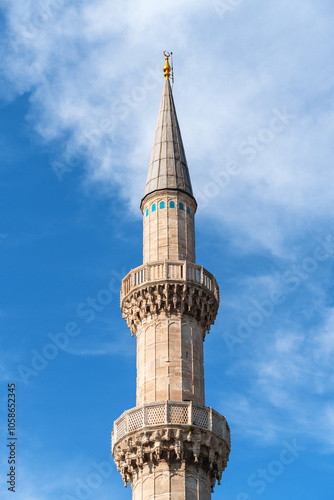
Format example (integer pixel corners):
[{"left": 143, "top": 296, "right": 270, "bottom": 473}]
[{"left": 163, "top": 51, "right": 172, "bottom": 80}]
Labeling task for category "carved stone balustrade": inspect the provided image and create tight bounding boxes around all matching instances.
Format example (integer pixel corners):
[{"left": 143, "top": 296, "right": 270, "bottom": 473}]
[{"left": 112, "top": 400, "right": 230, "bottom": 448}]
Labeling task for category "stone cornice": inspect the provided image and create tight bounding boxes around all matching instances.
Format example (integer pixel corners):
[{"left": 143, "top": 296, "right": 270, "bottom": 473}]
[
  {"left": 112, "top": 425, "right": 230, "bottom": 491},
  {"left": 140, "top": 188, "right": 198, "bottom": 212},
  {"left": 121, "top": 282, "right": 218, "bottom": 336}
]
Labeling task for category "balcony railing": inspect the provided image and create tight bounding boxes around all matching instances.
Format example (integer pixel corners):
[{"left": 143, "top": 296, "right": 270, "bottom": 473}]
[
  {"left": 121, "top": 260, "right": 219, "bottom": 302},
  {"left": 112, "top": 401, "right": 230, "bottom": 449}
]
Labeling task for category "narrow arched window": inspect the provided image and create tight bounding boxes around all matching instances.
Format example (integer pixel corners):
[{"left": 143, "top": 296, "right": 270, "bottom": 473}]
[
  {"left": 179, "top": 202, "right": 184, "bottom": 210},
  {"left": 160, "top": 201, "right": 165, "bottom": 209},
  {"left": 187, "top": 206, "right": 190, "bottom": 215},
  {"left": 170, "top": 201, "right": 175, "bottom": 208},
  {"left": 145, "top": 208, "right": 149, "bottom": 217},
  {"left": 152, "top": 204, "right": 156, "bottom": 212}
]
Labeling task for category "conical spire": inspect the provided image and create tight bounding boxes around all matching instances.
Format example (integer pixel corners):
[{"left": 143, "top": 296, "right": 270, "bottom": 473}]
[{"left": 142, "top": 77, "right": 194, "bottom": 203}]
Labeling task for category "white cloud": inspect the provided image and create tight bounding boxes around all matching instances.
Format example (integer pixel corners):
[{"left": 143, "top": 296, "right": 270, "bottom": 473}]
[
  {"left": 0, "top": 453, "right": 126, "bottom": 500},
  {"left": 66, "top": 338, "right": 135, "bottom": 357},
  {"left": 1, "top": 0, "right": 334, "bottom": 256},
  {"left": 1, "top": 4, "right": 333, "bottom": 452},
  {"left": 222, "top": 306, "right": 334, "bottom": 451}
]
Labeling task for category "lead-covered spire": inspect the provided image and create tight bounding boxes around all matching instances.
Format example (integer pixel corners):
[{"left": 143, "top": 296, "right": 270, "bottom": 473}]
[{"left": 142, "top": 56, "right": 194, "bottom": 204}]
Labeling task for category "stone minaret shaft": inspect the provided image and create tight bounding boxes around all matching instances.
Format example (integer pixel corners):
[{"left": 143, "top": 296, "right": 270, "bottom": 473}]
[{"left": 112, "top": 53, "right": 230, "bottom": 499}]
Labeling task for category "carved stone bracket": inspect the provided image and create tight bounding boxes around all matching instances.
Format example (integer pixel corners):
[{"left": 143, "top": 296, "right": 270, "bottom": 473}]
[
  {"left": 121, "top": 282, "right": 219, "bottom": 336},
  {"left": 112, "top": 425, "right": 230, "bottom": 491}
]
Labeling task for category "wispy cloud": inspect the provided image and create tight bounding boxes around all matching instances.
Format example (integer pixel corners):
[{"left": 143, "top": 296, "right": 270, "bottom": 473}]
[
  {"left": 220, "top": 304, "right": 334, "bottom": 452},
  {"left": 66, "top": 339, "right": 135, "bottom": 357},
  {"left": 1, "top": 1, "right": 334, "bottom": 257},
  {"left": 1, "top": 0, "right": 334, "bottom": 458},
  {"left": 0, "top": 453, "right": 127, "bottom": 500}
]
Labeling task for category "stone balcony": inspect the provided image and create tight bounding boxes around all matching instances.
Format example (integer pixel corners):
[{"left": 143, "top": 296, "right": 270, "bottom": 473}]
[
  {"left": 112, "top": 400, "right": 230, "bottom": 450},
  {"left": 121, "top": 261, "right": 220, "bottom": 335},
  {"left": 112, "top": 401, "right": 231, "bottom": 489},
  {"left": 121, "top": 260, "right": 219, "bottom": 302}
]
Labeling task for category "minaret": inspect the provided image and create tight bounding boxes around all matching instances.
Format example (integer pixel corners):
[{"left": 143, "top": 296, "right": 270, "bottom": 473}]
[{"left": 112, "top": 53, "right": 230, "bottom": 499}]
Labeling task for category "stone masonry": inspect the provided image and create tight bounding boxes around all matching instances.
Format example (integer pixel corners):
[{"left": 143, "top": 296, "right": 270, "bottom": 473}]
[{"left": 112, "top": 54, "right": 230, "bottom": 499}]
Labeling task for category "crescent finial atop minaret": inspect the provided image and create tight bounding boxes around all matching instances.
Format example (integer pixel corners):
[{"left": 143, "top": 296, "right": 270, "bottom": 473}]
[{"left": 163, "top": 51, "right": 171, "bottom": 80}]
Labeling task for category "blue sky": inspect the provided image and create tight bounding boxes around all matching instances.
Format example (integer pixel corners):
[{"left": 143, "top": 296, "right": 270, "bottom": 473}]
[{"left": 0, "top": 0, "right": 333, "bottom": 498}]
